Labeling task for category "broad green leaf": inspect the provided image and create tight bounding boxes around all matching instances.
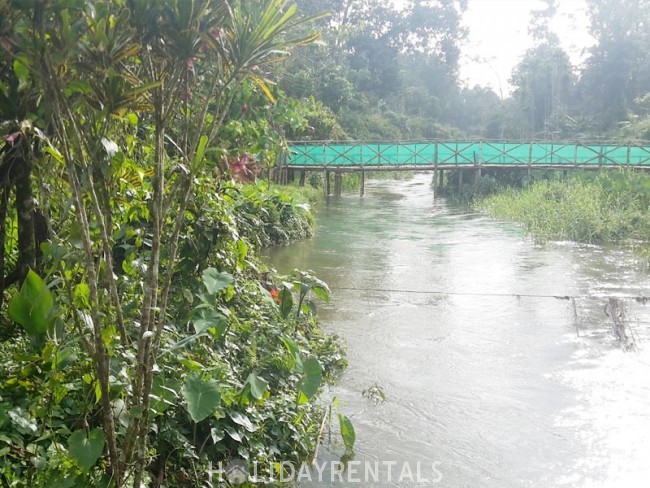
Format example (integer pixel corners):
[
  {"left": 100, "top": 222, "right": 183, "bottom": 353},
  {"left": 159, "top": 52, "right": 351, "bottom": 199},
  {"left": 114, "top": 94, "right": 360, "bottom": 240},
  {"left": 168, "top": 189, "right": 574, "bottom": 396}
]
[
  {"left": 257, "top": 283, "right": 276, "bottom": 304},
  {"left": 150, "top": 377, "right": 181, "bottom": 416},
  {"left": 224, "top": 425, "right": 243, "bottom": 442},
  {"left": 303, "top": 300, "right": 318, "bottom": 316},
  {"left": 246, "top": 373, "right": 269, "bottom": 400},
  {"left": 229, "top": 411, "right": 257, "bottom": 432},
  {"left": 68, "top": 429, "right": 105, "bottom": 472},
  {"left": 297, "top": 356, "right": 322, "bottom": 403},
  {"left": 282, "top": 337, "right": 303, "bottom": 370},
  {"left": 338, "top": 414, "right": 356, "bottom": 451},
  {"left": 193, "top": 307, "right": 228, "bottom": 336},
  {"left": 53, "top": 348, "right": 77, "bottom": 370},
  {"left": 31, "top": 455, "right": 46, "bottom": 471},
  {"left": 8, "top": 408, "right": 37, "bottom": 434},
  {"left": 8, "top": 270, "right": 54, "bottom": 337},
  {"left": 182, "top": 288, "right": 194, "bottom": 303},
  {"left": 201, "top": 268, "right": 234, "bottom": 295},
  {"left": 183, "top": 373, "right": 221, "bottom": 423},
  {"left": 278, "top": 288, "right": 293, "bottom": 318},
  {"left": 211, "top": 427, "right": 225, "bottom": 444},
  {"left": 311, "top": 285, "right": 330, "bottom": 303}
]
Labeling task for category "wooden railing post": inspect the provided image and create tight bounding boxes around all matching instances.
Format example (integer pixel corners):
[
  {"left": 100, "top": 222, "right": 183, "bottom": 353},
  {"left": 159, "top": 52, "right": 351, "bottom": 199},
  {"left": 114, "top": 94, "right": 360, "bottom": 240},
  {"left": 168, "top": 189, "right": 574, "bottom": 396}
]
[
  {"left": 627, "top": 144, "right": 631, "bottom": 168},
  {"left": 598, "top": 145, "right": 603, "bottom": 169}
]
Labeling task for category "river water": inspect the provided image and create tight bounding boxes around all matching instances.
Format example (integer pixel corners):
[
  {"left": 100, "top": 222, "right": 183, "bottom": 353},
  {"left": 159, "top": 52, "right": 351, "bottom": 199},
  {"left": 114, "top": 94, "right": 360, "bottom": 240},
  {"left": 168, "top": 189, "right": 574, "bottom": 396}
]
[{"left": 265, "top": 174, "right": 650, "bottom": 488}]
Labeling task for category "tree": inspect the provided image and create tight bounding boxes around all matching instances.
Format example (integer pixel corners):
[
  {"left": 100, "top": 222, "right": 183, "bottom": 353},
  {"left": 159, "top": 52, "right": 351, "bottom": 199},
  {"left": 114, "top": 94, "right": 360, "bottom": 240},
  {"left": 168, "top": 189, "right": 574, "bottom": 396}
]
[
  {"left": 578, "top": 0, "right": 650, "bottom": 130},
  {"left": 509, "top": 0, "right": 575, "bottom": 137},
  {"left": 510, "top": 42, "right": 575, "bottom": 137}
]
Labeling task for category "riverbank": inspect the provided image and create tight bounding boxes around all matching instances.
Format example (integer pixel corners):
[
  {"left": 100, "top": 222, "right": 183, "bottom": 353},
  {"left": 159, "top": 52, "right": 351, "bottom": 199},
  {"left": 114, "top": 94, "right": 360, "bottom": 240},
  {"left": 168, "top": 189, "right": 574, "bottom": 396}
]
[
  {"left": 0, "top": 180, "right": 345, "bottom": 486},
  {"left": 476, "top": 171, "right": 650, "bottom": 250},
  {"left": 233, "top": 181, "right": 319, "bottom": 248}
]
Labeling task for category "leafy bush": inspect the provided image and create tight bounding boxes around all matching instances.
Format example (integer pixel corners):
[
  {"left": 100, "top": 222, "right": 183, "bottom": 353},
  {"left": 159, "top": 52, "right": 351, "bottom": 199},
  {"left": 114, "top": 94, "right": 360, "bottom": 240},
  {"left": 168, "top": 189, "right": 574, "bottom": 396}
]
[
  {"left": 0, "top": 184, "right": 345, "bottom": 486},
  {"left": 230, "top": 182, "right": 316, "bottom": 248}
]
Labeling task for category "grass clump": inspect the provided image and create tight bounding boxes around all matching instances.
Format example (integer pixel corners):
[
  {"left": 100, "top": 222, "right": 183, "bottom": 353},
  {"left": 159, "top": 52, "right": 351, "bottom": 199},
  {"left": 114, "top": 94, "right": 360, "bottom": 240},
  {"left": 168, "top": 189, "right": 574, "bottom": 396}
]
[{"left": 479, "top": 171, "right": 650, "bottom": 244}]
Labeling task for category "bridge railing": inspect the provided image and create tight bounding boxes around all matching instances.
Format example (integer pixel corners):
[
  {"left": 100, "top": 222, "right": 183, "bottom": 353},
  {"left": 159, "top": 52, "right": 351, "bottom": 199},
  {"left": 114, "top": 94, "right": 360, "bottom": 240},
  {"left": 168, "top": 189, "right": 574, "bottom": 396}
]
[{"left": 285, "top": 141, "right": 650, "bottom": 169}]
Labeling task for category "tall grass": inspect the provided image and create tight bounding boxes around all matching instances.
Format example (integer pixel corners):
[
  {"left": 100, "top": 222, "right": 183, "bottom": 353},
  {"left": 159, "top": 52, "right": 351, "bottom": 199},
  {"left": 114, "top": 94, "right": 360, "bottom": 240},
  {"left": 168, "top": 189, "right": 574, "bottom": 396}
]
[{"left": 479, "top": 171, "right": 650, "bottom": 244}]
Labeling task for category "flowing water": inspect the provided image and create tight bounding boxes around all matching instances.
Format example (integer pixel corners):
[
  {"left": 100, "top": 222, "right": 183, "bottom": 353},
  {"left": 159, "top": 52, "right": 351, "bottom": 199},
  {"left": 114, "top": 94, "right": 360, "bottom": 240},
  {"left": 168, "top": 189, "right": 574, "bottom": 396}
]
[{"left": 264, "top": 174, "right": 650, "bottom": 488}]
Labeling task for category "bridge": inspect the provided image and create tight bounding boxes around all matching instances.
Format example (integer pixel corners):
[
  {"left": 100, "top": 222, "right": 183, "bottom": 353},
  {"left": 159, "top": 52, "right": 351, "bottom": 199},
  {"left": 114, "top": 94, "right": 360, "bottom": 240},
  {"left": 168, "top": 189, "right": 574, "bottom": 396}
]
[{"left": 283, "top": 140, "right": 650, "bottom": 195}]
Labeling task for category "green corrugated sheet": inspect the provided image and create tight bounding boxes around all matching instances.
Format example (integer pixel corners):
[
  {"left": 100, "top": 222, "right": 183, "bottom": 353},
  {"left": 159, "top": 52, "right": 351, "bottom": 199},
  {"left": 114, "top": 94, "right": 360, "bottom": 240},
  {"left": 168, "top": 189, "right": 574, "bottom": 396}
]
[{"left": 287, "top": 142, "right": 650, "bottom": 167}]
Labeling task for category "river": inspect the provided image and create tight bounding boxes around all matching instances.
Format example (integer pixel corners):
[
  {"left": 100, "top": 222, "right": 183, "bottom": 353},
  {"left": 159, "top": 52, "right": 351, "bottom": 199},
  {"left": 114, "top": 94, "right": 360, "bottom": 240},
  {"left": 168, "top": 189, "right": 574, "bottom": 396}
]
[{"left": 264, "top": 174, "right": 650, "bottom": 488}]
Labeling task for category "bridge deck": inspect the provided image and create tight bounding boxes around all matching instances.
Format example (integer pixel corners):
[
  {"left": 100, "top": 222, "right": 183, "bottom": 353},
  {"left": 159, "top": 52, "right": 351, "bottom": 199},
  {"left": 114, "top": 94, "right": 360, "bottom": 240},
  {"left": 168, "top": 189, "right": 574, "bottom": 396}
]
[{"left": 286, "top": 141, "right": 650, "bottom": 170}]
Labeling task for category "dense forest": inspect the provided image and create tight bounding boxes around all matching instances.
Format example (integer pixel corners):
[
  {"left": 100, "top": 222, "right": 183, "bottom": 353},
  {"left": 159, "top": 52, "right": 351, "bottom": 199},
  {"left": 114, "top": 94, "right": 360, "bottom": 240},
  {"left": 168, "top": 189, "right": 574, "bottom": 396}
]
[{"left": 279, "top": 0, "right": 650, "bottom": 142}]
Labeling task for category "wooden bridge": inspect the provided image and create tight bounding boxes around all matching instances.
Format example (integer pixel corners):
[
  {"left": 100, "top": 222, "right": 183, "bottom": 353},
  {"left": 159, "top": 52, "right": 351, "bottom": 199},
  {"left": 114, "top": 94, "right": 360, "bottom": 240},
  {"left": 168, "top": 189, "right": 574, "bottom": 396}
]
[{"left": 283, "top": 140, "right": 650, "bottom": 196}]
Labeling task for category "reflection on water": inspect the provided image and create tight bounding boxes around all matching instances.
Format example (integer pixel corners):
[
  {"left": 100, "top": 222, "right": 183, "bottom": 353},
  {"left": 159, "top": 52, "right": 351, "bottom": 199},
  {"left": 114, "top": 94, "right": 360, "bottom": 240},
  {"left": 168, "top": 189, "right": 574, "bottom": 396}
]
[{"left": 264, "top": 174, "right": 650, "bottom": 487}]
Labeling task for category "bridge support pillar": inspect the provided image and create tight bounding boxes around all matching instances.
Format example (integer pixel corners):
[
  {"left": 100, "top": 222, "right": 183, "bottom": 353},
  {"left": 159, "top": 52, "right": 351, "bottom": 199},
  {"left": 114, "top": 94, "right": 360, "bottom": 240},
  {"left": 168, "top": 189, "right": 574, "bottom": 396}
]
[
  {"left": 334, "top": 172, "right": 342, "bottom": 197},
  {"left": 360, "top": 169, "right": 365, "bottom": 197},
  {"left": 277, "top": 166, "right": 287, "bottom": 184},
  {"left": 473, "top": 167, "right": 481, "bottom": 185},
  {"left": 433, "top": 168, "right": 437, "bottom": 197},
  {"left": 299, "top": 170, "right": 306, "bottom": 187},
  {"left": 324, "top": 170, "right": 331, "bottom": 197},
  {"left": 438, "top": 169, "right": 444, "bottom": 194},
  {"left": 457, "top": 169, "right": 464, "bottom": 192}
]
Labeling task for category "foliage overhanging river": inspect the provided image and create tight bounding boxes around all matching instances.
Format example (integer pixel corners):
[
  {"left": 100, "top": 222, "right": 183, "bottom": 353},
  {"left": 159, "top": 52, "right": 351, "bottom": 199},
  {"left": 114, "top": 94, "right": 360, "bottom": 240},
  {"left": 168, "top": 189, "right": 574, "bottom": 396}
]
[{"left": 265, "top": 173, "right": 650, "bottom": 488}]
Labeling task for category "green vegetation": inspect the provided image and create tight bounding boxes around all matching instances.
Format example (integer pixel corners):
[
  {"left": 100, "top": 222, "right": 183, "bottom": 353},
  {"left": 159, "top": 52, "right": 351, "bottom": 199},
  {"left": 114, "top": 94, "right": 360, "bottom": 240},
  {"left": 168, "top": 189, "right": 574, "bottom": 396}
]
[
  {"left": 479, "top": 172, "right": 650, "bottom": 245},
  {"left": 279, "top": 0, "right": 650, "bottom": 142},
  {"left": 233, "top": 182, "right": 316, "bottom": 248},
  {"left": 1, "top": 0, "right": 649, "bottom": 485},
  {"left": 0, "top": 1, "right": 349, "bottom": 486}
]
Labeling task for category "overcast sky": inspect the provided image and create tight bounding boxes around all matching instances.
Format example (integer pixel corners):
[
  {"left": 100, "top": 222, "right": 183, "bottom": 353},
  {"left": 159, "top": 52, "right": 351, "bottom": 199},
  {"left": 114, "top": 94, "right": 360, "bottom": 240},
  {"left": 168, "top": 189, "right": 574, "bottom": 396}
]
[{"left": 459, "top": 0, "right": 595, "bottom": 95}]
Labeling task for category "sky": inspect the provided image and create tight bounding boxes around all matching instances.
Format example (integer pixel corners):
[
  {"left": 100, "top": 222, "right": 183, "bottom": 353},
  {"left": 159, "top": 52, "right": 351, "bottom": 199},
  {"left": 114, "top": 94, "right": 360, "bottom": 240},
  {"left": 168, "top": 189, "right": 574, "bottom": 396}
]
[{"left": 458, "top": 0, "right": 595, "bottom": 96}]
